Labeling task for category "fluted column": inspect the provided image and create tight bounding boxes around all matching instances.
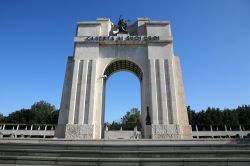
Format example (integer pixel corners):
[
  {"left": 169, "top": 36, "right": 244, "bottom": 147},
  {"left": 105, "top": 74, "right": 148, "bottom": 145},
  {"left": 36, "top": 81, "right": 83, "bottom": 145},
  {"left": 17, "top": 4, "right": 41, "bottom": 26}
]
[
  {"left": 88, "top": 60, "right": 97, "bottom": 124},
  {"left": 77, "top": 60, "right": 89, "bottom": 124},
  {"left": 68, "top": 59, "right": 79, "bottom": 124},
  {"left": 168, "top": 58, "right": 178, "bottom": 124},
  {"left": 149, "top": 59, "right": 158, "bottom": 124},
  {"left": 159, "top": 60, "right": 169, "bottom": 124}
]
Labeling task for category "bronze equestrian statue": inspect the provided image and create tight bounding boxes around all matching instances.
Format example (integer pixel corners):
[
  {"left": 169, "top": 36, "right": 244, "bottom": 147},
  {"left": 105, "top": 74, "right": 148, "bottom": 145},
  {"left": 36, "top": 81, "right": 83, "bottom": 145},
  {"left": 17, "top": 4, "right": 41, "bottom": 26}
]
[{"left": 117, "top": 15, "right": 130, "bottom": 34}]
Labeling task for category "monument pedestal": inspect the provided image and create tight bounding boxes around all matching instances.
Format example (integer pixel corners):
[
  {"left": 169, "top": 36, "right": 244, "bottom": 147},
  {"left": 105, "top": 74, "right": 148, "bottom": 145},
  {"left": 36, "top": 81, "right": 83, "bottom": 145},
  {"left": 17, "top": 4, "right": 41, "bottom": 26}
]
[
  {"left": 55, "top": 124, "right": 192, "bottom": 140},
  {"left": 151, "top": 124, "right": 192, "bottom": 139},
  {"left": 55, "top": 124, "right": 94, "bottom": 139},
  {"left": 179, "top": 125, "right": 193, "bottom": 139}
]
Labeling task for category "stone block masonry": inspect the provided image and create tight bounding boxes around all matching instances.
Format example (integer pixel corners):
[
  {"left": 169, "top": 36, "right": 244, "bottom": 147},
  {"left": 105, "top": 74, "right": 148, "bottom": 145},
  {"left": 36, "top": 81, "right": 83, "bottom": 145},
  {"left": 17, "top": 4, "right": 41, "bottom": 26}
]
[{"left": 55, "top": 18, "right": 192, "bottom": 139}]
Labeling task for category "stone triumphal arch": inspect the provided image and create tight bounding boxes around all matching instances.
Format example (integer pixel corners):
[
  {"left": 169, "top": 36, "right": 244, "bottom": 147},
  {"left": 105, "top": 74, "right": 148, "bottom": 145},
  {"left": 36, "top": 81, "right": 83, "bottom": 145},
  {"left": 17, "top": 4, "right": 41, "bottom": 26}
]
[{"left": 55, "top": 18, "right": 192, "bottom": 139}]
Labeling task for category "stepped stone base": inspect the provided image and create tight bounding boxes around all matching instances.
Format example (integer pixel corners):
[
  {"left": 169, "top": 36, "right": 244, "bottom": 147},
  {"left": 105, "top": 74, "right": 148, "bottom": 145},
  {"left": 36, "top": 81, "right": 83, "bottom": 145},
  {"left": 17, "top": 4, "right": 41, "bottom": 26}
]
[{"left": 0, "top": 139, "right": 250, "bottom": 165}]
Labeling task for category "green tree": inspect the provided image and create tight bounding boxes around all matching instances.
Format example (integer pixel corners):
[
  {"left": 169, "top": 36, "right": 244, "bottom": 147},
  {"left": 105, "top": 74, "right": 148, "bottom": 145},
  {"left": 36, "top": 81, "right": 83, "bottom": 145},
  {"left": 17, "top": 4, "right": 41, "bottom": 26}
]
[
  {"left": 121, "top": 108, "right": 141, "bottom": 130},
  {"left": 5, "top": 109, "right": 31, "bottom": 124},
  {"left": 204, "top": 107, "right": 223, "bottom": 125},
  {"left": 30, "top": 101, "right": 58, "bottom": 124},
  {"left": 187, "top": 105, "right": 250, "bottom": 126},
  {"left": 106, "top": 121, "right": 121, "bottom": 130},
  {"left": 223, "top": 109, "right": 231, "bottom": 125},
  {"left": 105, "top": 108, "right": 141, "bottom": 131},
  {"left": 0, "top": 114, "right": 5, "bottom": 123},
  {"left": 2, "top": 100, "right": 59, "bottom": 124},
  {"left": 237, "top": 105, "right": 250, "bottom": 125},
  {"left": 187, "top": 106, "right": 196, "bottom": 125}
]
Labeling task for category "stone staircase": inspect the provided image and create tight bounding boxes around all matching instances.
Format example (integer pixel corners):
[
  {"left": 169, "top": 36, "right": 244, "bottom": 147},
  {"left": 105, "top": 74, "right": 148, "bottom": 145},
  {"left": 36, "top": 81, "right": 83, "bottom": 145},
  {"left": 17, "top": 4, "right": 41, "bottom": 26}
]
[{"left": 0, "top": 139, "right": 250, "bottom": 166}]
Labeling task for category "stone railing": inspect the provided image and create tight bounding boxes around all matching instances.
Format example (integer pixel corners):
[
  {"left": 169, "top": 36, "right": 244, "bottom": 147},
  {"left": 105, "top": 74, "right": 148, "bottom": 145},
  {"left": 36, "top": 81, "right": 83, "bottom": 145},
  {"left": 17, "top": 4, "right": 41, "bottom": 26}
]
[
  {"left": 1, "top": 123, "right": 250, "bottom": 139},
  {"left": 192, "top": 125, "right": 250, "bottom": 139},
  {"left": 0, "top": 124, "right": 55, "bottom": 138}
]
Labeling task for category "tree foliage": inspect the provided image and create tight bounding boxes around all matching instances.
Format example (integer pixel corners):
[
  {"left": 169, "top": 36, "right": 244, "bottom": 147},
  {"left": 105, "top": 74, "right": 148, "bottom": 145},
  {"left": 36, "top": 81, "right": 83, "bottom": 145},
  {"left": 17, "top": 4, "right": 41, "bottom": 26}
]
[
  {"left": 121, "top": 108, "right": 141, "bottom": 130},
  {"left": 105, "top": 108, "right": 141, "bottom": 130},
  {"left": 1, "top": 101, "right": 59, "bottom": 124},
  {"left": 188, "top": 105, "right": 250, "bottom": 126},
  {"left": 0, "top": 114, "right": 4, "bottom": 123},
  {"left": 1, "top": 101, "right": 250, "bottom": 127}
]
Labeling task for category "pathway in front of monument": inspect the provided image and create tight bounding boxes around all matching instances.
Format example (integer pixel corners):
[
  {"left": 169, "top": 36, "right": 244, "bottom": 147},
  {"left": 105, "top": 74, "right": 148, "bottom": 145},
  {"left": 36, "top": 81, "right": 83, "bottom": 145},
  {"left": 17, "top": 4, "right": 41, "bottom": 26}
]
[{"left": 0, "top": 138, "right": 250, "bottom": 166}]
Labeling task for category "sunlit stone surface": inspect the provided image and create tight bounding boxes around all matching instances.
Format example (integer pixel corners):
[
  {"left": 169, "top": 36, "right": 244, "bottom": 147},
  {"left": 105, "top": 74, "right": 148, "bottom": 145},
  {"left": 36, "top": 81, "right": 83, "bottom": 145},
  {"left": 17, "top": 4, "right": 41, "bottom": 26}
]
[{"left": 55, "top": 18, "right": 192, "bottom": 139}]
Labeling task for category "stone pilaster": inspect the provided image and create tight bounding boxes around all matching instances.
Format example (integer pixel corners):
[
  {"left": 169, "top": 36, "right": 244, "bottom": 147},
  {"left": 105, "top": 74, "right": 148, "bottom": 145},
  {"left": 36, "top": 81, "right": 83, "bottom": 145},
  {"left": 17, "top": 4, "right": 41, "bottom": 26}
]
[
  {"left": 68, "top": 59, "right": 80, "bottom": 124},
  {"left": 149, "top": 59, "right": 158, "bottom": 125},
  {"left": 158, "top": 60, "right": 169, "bottom": 124},
  {"left": 77, "top": 60, "right": 89, "bottom": 124}
]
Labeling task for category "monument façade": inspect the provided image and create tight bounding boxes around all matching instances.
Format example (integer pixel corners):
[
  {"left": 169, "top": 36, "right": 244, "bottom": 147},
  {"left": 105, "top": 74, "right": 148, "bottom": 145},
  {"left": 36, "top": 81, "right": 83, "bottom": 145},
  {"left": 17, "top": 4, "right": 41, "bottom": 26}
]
[{"left": 55, "top": 17, "right": 192, "bottom": 139}]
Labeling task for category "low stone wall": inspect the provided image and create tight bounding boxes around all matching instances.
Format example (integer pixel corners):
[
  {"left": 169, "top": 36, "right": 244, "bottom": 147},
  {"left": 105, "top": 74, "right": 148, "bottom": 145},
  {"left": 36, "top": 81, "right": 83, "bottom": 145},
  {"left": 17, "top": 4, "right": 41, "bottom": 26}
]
[{"left": 104, "top": 130, "right": 141, "bottom": 139}]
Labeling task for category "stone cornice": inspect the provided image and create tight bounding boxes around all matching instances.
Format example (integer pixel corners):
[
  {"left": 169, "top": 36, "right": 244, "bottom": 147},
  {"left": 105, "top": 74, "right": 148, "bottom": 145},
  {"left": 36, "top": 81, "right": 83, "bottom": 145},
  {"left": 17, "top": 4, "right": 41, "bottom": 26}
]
[
  {"left": 77, "top": 22, "right": 101, "bottom": 26},
  {"left": 145, "top": 21, "right": 170, "bottom": 26},
  {"left": 74, "top": 36, "right": 173, "bottom": 45}
]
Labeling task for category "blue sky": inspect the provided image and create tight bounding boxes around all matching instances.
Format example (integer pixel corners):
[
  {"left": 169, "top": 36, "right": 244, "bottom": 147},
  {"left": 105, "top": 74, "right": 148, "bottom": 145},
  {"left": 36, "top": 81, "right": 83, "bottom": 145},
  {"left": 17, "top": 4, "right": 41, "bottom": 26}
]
[{"left": 0, "top": 0, "right": 250, "bottom": 122}]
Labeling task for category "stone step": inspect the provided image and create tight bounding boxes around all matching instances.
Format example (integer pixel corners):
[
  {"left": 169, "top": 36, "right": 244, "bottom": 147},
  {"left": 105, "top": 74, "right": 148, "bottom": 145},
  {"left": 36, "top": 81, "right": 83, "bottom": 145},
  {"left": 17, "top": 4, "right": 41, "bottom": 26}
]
[
  {"left": 0, "top": 165, "right": 56, "bottom": 166},
  {"left": 1, "top": 139, "right": 250, "bottom": 165},
  {"left": 1, "top": 142, "right": 250, "bottom": 151},
  {"left": 1, "top": 148, "right": 250, "bottom": 158},
  {"left": 0, "top": 156, "right": 250, "bottom": 166}
]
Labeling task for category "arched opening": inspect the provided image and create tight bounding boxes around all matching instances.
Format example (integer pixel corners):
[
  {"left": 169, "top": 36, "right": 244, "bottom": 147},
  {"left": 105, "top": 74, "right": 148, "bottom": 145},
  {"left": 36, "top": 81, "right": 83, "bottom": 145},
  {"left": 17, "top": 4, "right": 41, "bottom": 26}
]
[
  {"left": 104, "top": 60, "right": 143, "bottom": 81},
  {"left": 102, "top": 60, "right": 143, "bottom": 138}
]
